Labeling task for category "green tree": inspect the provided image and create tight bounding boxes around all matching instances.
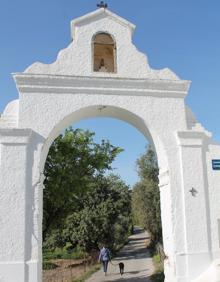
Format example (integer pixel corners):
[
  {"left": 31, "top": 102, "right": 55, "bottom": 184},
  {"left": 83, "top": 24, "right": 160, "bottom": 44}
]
[
  {"left": 62, "top": 174, "right": 132, "bottom": 252},
  {"left": 43, "top": 128, "right": 123, "bottom": 242},
  {"left": 132, "top": 147, "right": 162, "bottom": 244}
]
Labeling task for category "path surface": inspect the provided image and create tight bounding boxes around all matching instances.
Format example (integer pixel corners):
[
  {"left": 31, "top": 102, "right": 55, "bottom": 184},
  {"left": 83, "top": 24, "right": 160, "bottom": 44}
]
[{"left": 86, "top": 227, "right": 155, "bottom": 282}]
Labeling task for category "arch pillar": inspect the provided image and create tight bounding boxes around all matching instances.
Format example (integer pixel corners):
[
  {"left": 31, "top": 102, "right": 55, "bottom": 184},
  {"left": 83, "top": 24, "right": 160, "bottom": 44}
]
[
  {"left": 0, "top": 128, "right": 33, "bottom": 282},
  {"left": 176, "top": 131, "right": 212, "bottom": 281}
]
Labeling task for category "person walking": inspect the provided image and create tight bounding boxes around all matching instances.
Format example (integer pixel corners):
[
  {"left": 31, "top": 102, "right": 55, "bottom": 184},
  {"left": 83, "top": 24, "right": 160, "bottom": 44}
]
[{"left": 98, "top": 245, "right": 110, "bottom": 276}]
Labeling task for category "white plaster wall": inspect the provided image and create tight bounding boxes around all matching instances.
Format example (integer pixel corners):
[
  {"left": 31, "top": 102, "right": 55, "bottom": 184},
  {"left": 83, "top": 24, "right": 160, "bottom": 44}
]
[
  {"left": 0, "top": 129, "right": 32, "bottom": 282},
  {"left": 177, "top": 132, "right": 212, "bottom": 279},
  {"left": 16, "top": 83, "right": 188, "bottom": 281},
  {"left": 0, "top": 99, "right": 19, "bottom": 128},
  {"left": 0, "top": 7, "right": 220, "bottom": 282},
  {"left": 206, "top": 142, "right": 220, "bottom": 258}
]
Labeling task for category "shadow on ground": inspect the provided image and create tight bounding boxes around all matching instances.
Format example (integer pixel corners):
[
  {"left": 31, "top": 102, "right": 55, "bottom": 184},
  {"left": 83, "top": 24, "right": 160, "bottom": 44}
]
[
  {"left": 104, "top": 272, "right": 164, "bottom": 282},
  {"left": 105, "top": 276, "right": 150, "bottom": 282},
  {"left": 109, "top": 269, "right": 150, "bottom": 276}
]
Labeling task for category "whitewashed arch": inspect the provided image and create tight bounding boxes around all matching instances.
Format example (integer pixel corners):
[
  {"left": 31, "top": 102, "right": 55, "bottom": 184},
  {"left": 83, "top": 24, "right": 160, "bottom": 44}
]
[
  {"left": 1, "top": 7, "right": 220, "bottom": 282},
  {"left": 39, "top": 104, "right": 168, "bottom": 173}
]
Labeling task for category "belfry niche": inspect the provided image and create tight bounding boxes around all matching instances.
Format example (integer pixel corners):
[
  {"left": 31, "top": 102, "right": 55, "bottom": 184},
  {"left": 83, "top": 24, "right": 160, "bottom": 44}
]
[{"left": 93, "top": 32, "right": 116, "bottom": 73}]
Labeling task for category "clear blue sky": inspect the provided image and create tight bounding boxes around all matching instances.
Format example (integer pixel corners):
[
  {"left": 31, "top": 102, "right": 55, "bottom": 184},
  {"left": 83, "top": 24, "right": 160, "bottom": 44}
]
[
  {"left": 74, "top": 118, "right": 147, "bottom": 188},
  {"left": 0, "top": 0, "right": 220, "bottom": 186}
]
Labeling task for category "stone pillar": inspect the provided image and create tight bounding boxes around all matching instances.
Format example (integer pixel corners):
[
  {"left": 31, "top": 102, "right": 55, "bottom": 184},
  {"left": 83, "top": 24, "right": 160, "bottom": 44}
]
[
  {"left": 159, "top": 169, "right": 177, "bottom": 281},
  {"left": 177, "top": 131, "right": 211, "bottom": 281},
  {"left": 0, "top": 128, "right": 32, "bottom": 282}
]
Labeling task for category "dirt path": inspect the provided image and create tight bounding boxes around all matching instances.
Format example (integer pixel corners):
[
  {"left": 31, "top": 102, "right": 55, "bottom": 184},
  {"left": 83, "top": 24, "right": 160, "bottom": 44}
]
[{"left": 86, "top": 227, "right": 155, "bottom": 282}]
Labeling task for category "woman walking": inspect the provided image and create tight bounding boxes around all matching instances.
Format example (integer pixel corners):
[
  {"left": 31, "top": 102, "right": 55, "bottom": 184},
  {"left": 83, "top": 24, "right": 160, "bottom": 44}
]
[{"left": 98, "top": 245, "right": 110, "bottom": 276}]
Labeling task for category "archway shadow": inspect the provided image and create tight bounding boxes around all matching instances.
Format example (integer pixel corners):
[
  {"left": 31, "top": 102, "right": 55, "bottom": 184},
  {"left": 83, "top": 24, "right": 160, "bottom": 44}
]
[
  {"left": 105, "top": 271, "right": 164, "bottom": 281},
  {"left": 105, "top": 275, "right": 151, "bottom": 282}
]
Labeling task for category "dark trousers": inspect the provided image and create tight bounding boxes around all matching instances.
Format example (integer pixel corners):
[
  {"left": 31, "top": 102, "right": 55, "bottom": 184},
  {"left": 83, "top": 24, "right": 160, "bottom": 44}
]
[{"left": 102, "top": 260, "right": 109, "bottom": 273}]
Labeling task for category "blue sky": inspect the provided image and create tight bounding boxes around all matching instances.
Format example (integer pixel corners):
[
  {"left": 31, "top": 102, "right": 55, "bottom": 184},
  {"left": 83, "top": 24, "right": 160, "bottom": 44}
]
[
  {"left": 0, "top": 0, "right": 220, "bottom": 186},
  {"left": 74, "top": 118, "right": 147, "bottom": 188}
]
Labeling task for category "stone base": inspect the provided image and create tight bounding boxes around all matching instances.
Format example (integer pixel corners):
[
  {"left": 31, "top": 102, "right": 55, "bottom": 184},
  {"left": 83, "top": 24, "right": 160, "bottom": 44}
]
[
  {"left": 0, "top": 262, "right": 25, "bottom": 282},
  {"left": 192, "top": 259, "right": 220, "bottom": 282},
  {"left": 0, "top": 261, "right": 40, "bottom": 282},
  {"left": 27, "top": 260, "right": 41, "bottom": 282},
  {"left": 164, "top": 252, "right": 214, "bottom": 282}
]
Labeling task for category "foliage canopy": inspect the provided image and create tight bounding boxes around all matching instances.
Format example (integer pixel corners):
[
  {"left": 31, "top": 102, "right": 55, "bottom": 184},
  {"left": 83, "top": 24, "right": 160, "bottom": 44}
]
[
  {"left": 43, "top": 128, "right": 131, "bottom": 252},
  {"left": 132, "top": 147, "right": 162, "bottom": 244}
]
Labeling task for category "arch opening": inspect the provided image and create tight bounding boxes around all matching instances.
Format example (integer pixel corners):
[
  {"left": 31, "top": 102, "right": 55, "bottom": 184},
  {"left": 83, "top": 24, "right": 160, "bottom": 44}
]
[
  {"left": 40, "top": 106, "right": 167, "bottom": 281},
  {"left": 39, "top": 105, "right": 169, "bottom": 174}
]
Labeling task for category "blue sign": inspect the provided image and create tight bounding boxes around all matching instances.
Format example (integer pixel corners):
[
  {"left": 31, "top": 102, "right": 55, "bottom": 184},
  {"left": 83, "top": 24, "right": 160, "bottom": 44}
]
[{"left": 212, "top": 160, "right": 220, "bottom": 170}]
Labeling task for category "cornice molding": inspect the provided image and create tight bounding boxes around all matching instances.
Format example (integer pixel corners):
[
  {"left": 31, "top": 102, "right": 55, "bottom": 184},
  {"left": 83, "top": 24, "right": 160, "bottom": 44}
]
[
  {"left": 13, "top": 73, "right": 190, "bottom": 98},
  {"left": 176, "top": 131, "right": 210, "bottom": 147},
  {"left": 0, "top": 128, "right": 32, "bottom": 144}
]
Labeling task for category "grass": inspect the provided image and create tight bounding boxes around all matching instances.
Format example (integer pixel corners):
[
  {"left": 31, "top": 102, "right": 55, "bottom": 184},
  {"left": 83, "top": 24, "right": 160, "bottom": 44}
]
[
  {"left": 150, "top": 253, "right": 165, "bottom": 282},
  {"left": 71, "top": 264, "right": 101, "bottom": 282},
  {"left": 43, "top": 245, "right": 88, "bottom": 270},
  {"left": 43, "top": 261, "right": 58, "bottom": 270},
  {"left": 43, "top": 246, "right": 87, "bottom": 261}
]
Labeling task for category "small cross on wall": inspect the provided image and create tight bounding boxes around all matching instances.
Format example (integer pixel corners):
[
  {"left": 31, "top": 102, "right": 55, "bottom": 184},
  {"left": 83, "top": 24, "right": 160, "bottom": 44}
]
[
  {"left": 97, "top": 1, "right": 108, "bottom": 9},
  {"left": 189, "top": 187, "right": 198, "bottom": 197}
]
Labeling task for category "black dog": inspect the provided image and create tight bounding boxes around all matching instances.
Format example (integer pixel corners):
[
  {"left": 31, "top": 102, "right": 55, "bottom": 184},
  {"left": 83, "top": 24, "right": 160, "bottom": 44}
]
[{"left": 119, "top": 262, "right": 124, "bottom": 275}]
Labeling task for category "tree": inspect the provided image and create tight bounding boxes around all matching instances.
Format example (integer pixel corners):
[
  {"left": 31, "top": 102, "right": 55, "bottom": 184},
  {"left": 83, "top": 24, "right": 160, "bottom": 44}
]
[
  {"left": 43, "top": 128, "right": 123, "bottom": 242},
  {"left": 62, "top": 174, "right": 132, "bottom": 252},
  {"left": 132, "top": 146, "right": 162, "bottom": 244}
]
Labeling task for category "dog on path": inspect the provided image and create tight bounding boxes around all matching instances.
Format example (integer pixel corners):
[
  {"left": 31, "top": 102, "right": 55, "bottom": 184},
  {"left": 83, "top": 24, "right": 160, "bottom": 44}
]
[{"left": 119, "top": 262, "right": 124, "bottom": 275}]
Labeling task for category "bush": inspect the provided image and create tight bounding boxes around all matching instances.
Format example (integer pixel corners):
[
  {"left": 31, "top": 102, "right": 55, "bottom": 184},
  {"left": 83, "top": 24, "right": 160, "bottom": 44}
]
[
  {"left": 43, "top": 261, "right": 58, "bottom": 270},
  {"left": 132, "top": 148, "right": 162, "bottom": 246},
  {"left": 43, "top": 245, "right": 87, "bottom": 261},
  {"left": 150, "top": 249, "right": 164, "bottom": 282}
]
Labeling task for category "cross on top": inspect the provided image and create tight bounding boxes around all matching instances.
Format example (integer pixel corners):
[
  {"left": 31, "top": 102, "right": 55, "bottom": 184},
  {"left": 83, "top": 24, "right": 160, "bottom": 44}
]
[{"left": 97, "top": 1, "right": 108, "bottom": 9}]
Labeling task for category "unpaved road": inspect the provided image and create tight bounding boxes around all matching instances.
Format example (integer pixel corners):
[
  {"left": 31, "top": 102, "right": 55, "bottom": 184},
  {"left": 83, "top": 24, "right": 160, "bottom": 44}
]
[{"left": 86, "top": 227, "right": 155, "bottom": 282}]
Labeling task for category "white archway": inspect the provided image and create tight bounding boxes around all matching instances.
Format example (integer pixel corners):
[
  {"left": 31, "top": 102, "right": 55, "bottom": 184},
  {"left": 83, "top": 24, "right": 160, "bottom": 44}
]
[
  {"left": 36, "top": 102, "right": 172, "bottom": 281},
  {"left": 39, "top": 105, "right": 168, "bottom": 172},
  {"left": 1, "top": 7, "right": 220, "bottom": 282}
]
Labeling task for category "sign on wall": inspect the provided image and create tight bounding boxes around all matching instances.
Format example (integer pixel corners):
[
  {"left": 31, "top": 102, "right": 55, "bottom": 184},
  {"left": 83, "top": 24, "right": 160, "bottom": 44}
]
[{"left": 212, "top": 159, "right": 220, "bottom": 170}]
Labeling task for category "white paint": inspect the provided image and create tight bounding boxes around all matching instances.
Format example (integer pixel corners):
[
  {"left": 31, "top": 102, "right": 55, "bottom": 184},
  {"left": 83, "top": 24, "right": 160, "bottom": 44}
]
[
  {"left": 193, "top": 259, "right": 220, "bottom": 282},
  {"left": 0, "top": 99, "right": 19, "bottom": 128},
  {"left": 218, "top": 219, "right": 220, "bottom": 248},
  {"left": 0, "top": 7, "right": 220, "bottom": 282}
]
